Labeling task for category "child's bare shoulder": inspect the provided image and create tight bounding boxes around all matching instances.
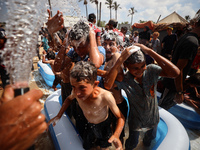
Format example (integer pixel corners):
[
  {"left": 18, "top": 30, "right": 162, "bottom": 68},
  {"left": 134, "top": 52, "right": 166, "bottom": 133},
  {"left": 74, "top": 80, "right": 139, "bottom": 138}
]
[{"left": 99, "top": 88, "right": 114, "bottom": 100}]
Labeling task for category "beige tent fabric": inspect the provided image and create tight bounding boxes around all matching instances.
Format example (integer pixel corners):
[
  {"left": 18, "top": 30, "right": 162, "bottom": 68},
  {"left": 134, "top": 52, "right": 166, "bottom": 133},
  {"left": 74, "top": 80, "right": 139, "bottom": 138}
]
[
  {"left": 131, "top": 11, "right": 189, "bottom": 32},
  {"left": 157, "top": 11, "right": 188, "bottom": 24}
]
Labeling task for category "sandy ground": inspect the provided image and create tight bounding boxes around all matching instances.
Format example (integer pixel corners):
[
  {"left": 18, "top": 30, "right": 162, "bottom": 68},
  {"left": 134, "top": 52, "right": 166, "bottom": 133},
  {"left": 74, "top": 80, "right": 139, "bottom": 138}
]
[{"left": 0, "top": 50, "right": 200, "bottom": 150}]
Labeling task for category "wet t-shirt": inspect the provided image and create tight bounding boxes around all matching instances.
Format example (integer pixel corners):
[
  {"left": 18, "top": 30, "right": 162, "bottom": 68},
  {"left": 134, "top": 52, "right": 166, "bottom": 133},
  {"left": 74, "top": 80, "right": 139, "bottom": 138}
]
[{"left": 116, "top": 64, "right": 162, "bottom": 130}]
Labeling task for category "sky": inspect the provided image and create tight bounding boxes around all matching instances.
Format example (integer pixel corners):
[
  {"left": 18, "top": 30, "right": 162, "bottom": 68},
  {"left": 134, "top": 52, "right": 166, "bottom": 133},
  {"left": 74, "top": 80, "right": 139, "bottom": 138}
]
[
  {"left": 76, "top": 0, "right": 200, "bottom": 24},
  {"left": 0, "top": 0, "right": 200, "bottom": 25}
]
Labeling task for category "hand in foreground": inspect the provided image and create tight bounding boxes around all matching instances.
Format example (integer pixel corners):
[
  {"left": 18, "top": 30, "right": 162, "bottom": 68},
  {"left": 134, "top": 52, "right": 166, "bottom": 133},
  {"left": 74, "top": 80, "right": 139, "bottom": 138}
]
[
  {"left": 46, "top": 9, "right": 64, "bottom": 35},
  {"left": 0, "top": 85, "right": 47, "bottom": 150},
  {"left": 108, "top": 135, "right": 123, "bottom": 150}
]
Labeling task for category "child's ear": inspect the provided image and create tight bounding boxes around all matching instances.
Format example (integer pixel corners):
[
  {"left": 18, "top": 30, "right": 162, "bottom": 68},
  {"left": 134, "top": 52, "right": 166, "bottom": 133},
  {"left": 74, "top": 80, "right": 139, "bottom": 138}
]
[{"left": 94, "top": 81, "right": 99, "bottom": 87}]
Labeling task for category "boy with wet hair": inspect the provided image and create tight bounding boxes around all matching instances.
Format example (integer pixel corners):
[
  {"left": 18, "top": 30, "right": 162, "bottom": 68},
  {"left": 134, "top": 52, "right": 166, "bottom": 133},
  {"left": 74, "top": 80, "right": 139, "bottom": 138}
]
[
  {"left": 100, "top": 30, "right": 128, "bottom": 144},
  {"left": 103, "top": 44, "right": 180, "bottom": 149},
  {"left": 48, "top": 61, "right": 125, "bottom": 150}
]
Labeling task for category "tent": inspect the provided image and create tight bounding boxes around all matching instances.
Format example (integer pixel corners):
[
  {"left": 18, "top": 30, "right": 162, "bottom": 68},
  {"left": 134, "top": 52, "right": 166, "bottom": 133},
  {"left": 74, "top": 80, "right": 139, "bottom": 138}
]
[
  {"left": 132, "top": 11, "right": 189, "bottom": 31},
  {"left": 154, "top": 11, "right": 189, "bottom": 31},
  {"left": 157, "top": 11, "right": 188, "bottom": 24}
]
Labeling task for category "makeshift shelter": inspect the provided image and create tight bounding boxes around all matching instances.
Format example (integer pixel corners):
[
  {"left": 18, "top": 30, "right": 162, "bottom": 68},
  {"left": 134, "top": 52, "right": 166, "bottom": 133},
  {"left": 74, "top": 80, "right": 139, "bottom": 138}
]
[
  {"left": 131, "top": 11, "right": 189, "bottom": 54},
  {"left": 157, "top": 11, "right": 188, "bottom": 24},
  {"left": 132, "top": 11, "right": 188, "bottom": 32},
  {"left": 154, "top": 11, "right": 188, "bottom": 31}
]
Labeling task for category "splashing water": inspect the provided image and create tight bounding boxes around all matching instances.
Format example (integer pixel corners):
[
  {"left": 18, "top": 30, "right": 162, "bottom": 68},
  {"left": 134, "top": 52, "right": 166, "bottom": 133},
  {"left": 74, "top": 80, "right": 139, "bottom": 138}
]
[
  {"left": 1, "top": 0, "right": 81, "bottom": 88},
  {"left": 2, "top": 0, "right": 48, "bottom": 88},
  {"left": 51, "top": 0, "right": 81, "bottom": 17}
]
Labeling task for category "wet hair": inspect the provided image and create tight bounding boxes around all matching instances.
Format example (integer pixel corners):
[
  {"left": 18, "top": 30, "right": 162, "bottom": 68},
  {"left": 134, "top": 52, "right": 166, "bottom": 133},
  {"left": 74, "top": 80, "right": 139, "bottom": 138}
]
[
  {"left": 124, "top": 49, "right": 146, "bottom": 65},
  {"left": 46, "top": 51, "right": 55, "bottom": 60},
  {"left": 101, "top": 30, "right": 123, "bottom": 46},
  {"left": 88, "top": 13, "right": 96, "bottom": 22},
  {"left": 185, "top": 73, "right": 200, "bottom": 86},
  {"left": 68, "top": 21, "right": 90, "bottom": 44},
  {"left": 70, "top": 61, "right": 97, "bottom": 84},
  {"left": 102, "top": 30, "right": 117, "bottom": 41}
]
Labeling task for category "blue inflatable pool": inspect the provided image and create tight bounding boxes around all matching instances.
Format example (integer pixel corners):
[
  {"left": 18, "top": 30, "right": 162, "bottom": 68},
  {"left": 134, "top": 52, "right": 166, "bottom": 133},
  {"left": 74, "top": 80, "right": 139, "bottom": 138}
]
[
  {"left": 38, "top": 60, "right": 61, "bottom": 88},
  {"left": 44, "top": 90, "right": 190, "bottom": 150}
]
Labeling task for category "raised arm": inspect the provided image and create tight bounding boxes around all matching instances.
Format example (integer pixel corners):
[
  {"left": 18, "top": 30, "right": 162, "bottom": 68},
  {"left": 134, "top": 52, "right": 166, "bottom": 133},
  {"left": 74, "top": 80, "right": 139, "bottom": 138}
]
[
  {"left": 103, "top": 47, "right": 134, "bottom": 89},
  {"left": 134, "top": 43, "right": 180, "bottom": 78},
  {"left": 46, "top": 9, "right": 64, "bottom": 49},
  {"left": 88, "top": 28, "right": 104, "bottom": 68}
]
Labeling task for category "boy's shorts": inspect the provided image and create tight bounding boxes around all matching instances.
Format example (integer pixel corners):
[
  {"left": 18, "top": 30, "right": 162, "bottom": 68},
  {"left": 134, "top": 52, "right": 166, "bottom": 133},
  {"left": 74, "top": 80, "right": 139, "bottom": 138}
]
[{"left": 82, "top": 116, "right": 112, "bottom": 149}]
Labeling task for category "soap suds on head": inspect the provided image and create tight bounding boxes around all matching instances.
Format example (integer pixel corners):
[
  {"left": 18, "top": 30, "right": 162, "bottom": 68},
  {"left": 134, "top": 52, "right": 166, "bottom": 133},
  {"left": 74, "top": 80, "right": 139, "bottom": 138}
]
[
  {"left": 128, "top": 45, "right": 140, "bottom": 54},
  {"left": 68, "top": 20, "right": 89, "bottom": 49}
]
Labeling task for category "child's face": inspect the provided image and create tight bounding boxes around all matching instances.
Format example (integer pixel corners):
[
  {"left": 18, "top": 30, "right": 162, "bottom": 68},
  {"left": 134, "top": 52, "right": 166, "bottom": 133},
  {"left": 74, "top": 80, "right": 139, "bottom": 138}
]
[
  {"left": 70, "top": 77, "right": 94, "bottom": 101},
  {"left": 103, "top": 40, "right": 118, "bottom": 60},
  {"left": 71, "top": 41, "right": 89, "bottom": 57},
  {"left": 126, "top": 61, "right": 146, "bottom": 78},
  {"left": 153, "top": 34, "right": 158, "bottom": 39}
]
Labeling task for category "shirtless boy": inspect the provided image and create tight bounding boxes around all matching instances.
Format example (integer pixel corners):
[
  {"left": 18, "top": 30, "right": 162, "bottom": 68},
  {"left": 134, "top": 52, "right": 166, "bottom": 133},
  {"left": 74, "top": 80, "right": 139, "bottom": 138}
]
[{"left": 48, "top": 61, "right": 125, "bottom": 150}]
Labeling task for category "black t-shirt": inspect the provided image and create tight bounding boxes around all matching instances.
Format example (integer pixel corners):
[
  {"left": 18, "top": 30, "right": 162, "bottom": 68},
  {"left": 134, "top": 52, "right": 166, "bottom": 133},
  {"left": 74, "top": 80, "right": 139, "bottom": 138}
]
[
  {"left": 162, "top": 33, "right": 177, "bottom": 54},
  {"left": 163, "top": 32, "right": 199, "bottom": 90},
  {"left": 139, "top": 31, "right": 150, "bottom": 41}
]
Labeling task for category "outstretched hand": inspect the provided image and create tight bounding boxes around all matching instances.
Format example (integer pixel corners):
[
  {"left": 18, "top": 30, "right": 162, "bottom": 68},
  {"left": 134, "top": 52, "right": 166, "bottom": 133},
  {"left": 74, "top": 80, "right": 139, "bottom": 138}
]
[
  {"left": 108, "top": 135, "right": 123, "bottom": 150},
  {"left": 46, "top": 9, "right": 64, "bottom": 35},
  {"left": 0, "top": 85, "right": 47, "bottom": 150}
]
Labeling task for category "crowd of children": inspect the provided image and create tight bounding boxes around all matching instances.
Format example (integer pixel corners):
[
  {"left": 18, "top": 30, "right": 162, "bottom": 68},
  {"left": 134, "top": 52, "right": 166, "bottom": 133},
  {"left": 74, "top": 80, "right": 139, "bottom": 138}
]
[
  {"left": 0, "top": 8, "right": 199, "bottom": 150},
  {"left": 36, "top": 10, "right": 200, "bottom": 150}
]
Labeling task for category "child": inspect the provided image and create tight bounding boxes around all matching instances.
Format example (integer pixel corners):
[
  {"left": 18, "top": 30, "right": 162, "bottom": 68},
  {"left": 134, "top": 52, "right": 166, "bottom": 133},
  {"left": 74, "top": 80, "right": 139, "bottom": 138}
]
[
  {"left": 48, "top": 61, "right": 125, "bottom": 150},
  {"left": 150, "top": 31, "right": 161, "bottom": 53},
  {"left": 103, "top": 43, "right": 180, "bottom": 149},
  {"left": 42, "top": 51, "right": 61, "bottom": 91},
  {"left": 101, "top": 30, "right": 128, "bottom": 144},
  {"left": 39, "top": 32, "right": 50, "bottom": 54},
  {"left": 132, "top": 31, "right": 139, "bottom": 44}
]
